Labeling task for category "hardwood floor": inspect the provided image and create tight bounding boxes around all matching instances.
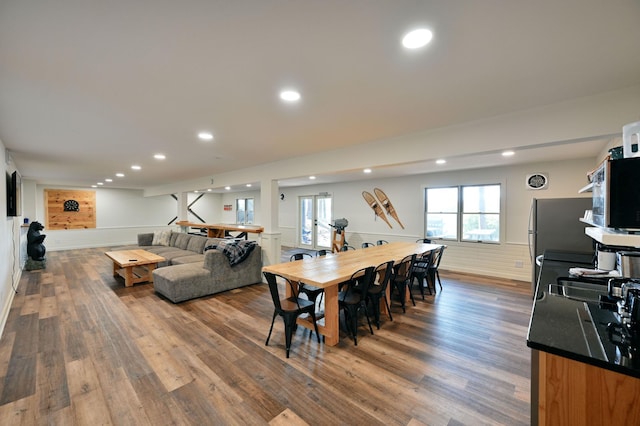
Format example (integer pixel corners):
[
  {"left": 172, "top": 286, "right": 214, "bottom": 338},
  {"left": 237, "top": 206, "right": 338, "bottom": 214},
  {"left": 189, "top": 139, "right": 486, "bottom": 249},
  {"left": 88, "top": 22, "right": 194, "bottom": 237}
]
[{"left": 0, "top": 248, "right": 532, "bottom": 425}]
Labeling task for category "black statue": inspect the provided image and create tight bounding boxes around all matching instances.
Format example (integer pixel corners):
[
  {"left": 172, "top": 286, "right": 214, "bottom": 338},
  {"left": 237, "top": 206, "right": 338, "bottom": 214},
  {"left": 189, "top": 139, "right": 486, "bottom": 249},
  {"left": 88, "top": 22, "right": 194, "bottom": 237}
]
[{"left": 27, "top": 221, "right": 47, "bottom": 261}]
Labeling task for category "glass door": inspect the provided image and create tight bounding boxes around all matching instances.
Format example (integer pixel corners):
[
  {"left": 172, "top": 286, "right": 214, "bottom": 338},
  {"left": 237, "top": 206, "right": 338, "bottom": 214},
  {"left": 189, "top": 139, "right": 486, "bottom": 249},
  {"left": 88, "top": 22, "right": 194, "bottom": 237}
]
[{"left": 299, "top": 195, "right": 332, "bottom": 250}]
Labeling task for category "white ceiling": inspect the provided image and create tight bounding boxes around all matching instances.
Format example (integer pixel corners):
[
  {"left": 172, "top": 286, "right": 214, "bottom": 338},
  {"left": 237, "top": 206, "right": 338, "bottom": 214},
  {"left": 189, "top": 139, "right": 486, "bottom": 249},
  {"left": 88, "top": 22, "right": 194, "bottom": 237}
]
[{"left": 1, "top": 1, "right": 640, "bottom": 190}]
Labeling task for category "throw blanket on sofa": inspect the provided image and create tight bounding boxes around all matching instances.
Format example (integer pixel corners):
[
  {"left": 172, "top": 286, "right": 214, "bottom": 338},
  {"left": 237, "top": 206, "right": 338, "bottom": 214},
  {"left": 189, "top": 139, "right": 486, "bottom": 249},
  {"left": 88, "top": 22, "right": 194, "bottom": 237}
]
[{"left": 205, "top": 240, "right": 257, "bottom": 266}]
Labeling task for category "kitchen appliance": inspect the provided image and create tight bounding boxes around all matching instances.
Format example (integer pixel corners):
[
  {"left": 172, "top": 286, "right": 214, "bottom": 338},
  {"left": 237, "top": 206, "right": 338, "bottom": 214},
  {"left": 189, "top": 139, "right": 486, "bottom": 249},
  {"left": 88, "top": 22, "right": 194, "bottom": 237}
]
[
  {"left": 529, "top": 198, "right": 595, "bottom": 291},
  {"left": 591, "top": 157, "right": 640, "bottom": 229},
  {"left": 618, "top": 251, "right": 640, "bottom": 278},
  {"left": 623, "top": 120, "right": 640, "bottom": 158},
  {"left": 597, "top": 245, "right": 617, "bottom": 271}
]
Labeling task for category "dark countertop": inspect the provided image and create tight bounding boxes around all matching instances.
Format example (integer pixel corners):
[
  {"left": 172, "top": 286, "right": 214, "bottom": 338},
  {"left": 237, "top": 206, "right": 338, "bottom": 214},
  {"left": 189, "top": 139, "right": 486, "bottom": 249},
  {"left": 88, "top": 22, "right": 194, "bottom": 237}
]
[{"left": 527, "top": 255, "right": 640, "bottom": 379}]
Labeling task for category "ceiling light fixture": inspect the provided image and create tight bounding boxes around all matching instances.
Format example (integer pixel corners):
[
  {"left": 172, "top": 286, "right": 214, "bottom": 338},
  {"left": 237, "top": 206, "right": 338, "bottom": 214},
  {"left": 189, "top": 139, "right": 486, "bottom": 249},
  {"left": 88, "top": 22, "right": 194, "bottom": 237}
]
[
  {"left": 91, "top": 185, "right": 97, "bottom": 188},
  {"left": 116, "top": 173, "right": 125, "bottom": 178},
  {"left": 402, "top": 28, "right": 433, "bottom": 49},
  {"left": 309, "top": 176, "right": 316, "bottom": 180},
  {"left": 225, "top": 186, "right": 231, "bottom": 190},
  {"left": 363, "top": 168, "right": 372, "bottom": 174},
  {"left": 105, "top": 178, "right": 113, "bottom": 182},
  {"left": 246, "top": 183, "right": 252, "bottom": 187},
  {"left": 97, "top": 182, "right": 104, "bottom": 186},
  {"left": 131, "top": 165, "right": 141, "bottom": 170},
  {"left": 502, "top": 150, "right": 515, "bottom": 157},
  {"left": 279, "top": 90, "right": 301, "bottom": 102},
  {"left": 436, "top": 159, "right": 446, "bottom": 165},
  {"left": 154, "top": 154, "right": 166, "bottom": 160},
  {"left": 198, "top": 131, "right": 214, "bottom": 141}
]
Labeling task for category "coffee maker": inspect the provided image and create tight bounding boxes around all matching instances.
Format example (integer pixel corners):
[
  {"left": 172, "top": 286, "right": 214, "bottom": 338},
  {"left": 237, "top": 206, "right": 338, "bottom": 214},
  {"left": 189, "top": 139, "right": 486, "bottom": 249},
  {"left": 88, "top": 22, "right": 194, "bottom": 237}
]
[{"left": 606, "top": 279, "right": 640, "bottom": 366}]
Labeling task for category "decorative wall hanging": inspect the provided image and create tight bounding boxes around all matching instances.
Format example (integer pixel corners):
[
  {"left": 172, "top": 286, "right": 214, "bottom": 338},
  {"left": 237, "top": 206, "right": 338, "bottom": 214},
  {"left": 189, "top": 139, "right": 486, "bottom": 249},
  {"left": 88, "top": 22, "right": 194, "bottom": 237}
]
[
  {"left": 45, "top": 189, "right": 96, "bottom": 230},
  {"left": 362, "top": 188, "right": 405, "bottom": 229},
  {"left": 373, "top": 188, "right": 404, "bottom": 229}
]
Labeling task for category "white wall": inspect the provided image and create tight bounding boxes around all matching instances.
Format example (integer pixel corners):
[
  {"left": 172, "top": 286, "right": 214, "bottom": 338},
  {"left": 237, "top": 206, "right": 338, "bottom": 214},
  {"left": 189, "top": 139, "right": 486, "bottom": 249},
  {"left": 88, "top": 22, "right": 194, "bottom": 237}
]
[
  {"left": 279, "top": 157, "right": 595, "bottom": 281},
  {"left": 1, "top": 139, "right": 23, "bottom": 337}
]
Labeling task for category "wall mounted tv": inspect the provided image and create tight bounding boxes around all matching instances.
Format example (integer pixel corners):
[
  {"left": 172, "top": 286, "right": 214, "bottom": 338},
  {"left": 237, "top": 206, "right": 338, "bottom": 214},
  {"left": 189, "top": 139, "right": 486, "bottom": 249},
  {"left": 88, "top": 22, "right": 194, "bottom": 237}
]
[{"left": 6, "top": 170, "right": 21, "bottom": 217}]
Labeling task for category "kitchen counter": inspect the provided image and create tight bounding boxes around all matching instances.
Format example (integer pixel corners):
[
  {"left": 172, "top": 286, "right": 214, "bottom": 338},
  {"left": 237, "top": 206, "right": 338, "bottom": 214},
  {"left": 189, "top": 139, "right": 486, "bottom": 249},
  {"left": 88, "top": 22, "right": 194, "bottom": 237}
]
[
  {"left": 527, "top": 256, "right": 640, "bottom": 379},
  {"left": 527, "top": 254, "right": 640, "bottom": 424}
]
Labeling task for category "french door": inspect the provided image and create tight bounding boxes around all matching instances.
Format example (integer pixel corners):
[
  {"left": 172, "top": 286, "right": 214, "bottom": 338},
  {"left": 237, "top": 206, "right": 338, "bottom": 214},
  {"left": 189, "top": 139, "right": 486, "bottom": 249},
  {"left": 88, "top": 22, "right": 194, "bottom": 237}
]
[{"left": 298, "top": 195, "right": 332, "bottom": 250}]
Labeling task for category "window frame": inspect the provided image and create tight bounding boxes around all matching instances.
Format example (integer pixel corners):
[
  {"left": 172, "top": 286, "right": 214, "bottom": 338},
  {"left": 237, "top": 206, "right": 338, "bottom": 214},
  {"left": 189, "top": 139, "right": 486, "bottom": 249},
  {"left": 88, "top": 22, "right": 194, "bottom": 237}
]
[
  {"left": 235, "top": 197, "right": 254, "bottom": 224},
  {"left": 424, "top": 183, "right": 502, "bottom": 244}
]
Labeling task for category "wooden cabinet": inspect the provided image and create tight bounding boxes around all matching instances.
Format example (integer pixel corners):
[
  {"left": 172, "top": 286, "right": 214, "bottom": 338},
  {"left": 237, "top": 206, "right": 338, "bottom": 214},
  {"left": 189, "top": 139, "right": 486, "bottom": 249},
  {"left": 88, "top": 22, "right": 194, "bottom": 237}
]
[{"left": 534, "top": 350, "right": 640, "bottom": 425}]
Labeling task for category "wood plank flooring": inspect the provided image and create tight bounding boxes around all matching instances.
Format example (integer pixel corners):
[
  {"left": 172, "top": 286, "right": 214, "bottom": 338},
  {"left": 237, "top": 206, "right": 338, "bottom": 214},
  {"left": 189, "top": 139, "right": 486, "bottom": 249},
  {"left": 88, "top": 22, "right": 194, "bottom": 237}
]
[{"left": 0, "top": 247, "right": 533, "bottom": 425}]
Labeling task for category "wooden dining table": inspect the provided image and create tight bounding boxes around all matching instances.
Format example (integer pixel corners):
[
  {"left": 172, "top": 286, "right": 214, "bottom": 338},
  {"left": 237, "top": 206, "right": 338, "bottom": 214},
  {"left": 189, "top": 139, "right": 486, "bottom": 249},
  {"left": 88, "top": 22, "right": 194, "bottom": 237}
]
[{"left": 261, "top": 242, "right": 441, "bottom": 346}]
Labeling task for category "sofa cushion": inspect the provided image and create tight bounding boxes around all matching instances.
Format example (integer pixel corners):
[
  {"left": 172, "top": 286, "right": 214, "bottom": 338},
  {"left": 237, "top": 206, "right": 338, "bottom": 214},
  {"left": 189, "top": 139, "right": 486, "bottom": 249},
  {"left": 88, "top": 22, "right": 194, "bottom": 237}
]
[
  {"left": 171, "top": 254, "right": 205, "bottom": 265},
  {"left": 186, "top": 236, "right": 208, "bottom": 254},
  {"left": 173, "top": 233, "right": 191, "bottom": 250},
  {"left": 152, "top": 230, "right": 172, "bottom": 246}
]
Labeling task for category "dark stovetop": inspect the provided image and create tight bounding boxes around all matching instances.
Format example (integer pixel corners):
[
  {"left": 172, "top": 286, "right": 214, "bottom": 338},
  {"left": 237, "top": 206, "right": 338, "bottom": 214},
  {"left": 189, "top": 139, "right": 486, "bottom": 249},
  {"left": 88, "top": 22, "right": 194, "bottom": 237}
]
[{"left": 527, "top": 255, "right": 640, "bottom": 379}]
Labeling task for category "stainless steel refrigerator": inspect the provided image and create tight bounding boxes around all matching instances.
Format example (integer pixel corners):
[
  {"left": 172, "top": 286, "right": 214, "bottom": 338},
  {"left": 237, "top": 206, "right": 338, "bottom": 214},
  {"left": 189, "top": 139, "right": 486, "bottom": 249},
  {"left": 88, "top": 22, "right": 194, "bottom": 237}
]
[{"left": 528, "top": 197, "right": 595, "bottom": 290}]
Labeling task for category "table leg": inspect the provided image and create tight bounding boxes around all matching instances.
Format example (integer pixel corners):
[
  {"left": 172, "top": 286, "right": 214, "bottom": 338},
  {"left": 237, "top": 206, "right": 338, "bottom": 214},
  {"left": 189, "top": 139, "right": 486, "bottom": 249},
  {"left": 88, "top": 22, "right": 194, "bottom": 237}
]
[
  {"left": 112, "top": 261, "right": 118, "bottom": 277},
  {"left": 124, "top": 266, "right": 134, "bottom": 287},
  {"left": 323, "top": 285, "right": 339, "bottom": 346},
  {"left": 147, "top": 263, "right": 156, "bottom": 283}
]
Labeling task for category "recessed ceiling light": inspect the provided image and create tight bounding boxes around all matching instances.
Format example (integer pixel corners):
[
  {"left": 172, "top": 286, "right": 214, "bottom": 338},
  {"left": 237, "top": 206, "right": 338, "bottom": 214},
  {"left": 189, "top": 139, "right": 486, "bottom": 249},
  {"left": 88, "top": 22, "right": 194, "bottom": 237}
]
[
  {"left": 131, "top": 165, "right": 141, "bottom": 170},
  {"left": 91, "top": 185, "right": 97, "bottom": 188},
  {"left": 116, "top": 173, "right": 125, "bottom": 178},
  {"left": 105, "top": 178, "right": 113, "bottom": 182},
  {"left": 502, "top": 150, "right": 515, "bottom": 157},
  {"left": 246, "top": 183, "right": 252, "bottom": 187},
  {"left": 363, "top": 168, "right": 372, "bottom": 174},
  {"left": 207, "top": 188, "right": 212, "bottom": 192},
  {"left": 225, "top": 186, "right": 231, "bottom": 190},
  {"left": 97, "top": 182, "right": 104, "bottom": 186},
  {"left": 198, "top": 131, "right": 214, "bottom": 141},
  {"left": 402, "top": 28, "right": 433, "bottom": 49},
  {"left": 154, "top": 154, "right": 166, "bottom": 160},
  {"left": 279, "top": 90, "right": 301, "bottom": 102},
  {"left": 309, "top": 176, "right": 316, "bottom": 180},
  {"left": 436, "top": 159, "right": 446, "bottom": 165}
]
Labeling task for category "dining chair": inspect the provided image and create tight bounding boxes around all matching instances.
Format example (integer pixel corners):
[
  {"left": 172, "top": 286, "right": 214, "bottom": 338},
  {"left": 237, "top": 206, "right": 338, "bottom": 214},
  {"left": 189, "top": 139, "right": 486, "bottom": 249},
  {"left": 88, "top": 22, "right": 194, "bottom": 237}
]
[
  {"left": 390, "top": 254, "right": 417, "bottom": 313},
  {"left": 416, "top": 238, "right": 432, "bottom": 243},
  {"left": 410, "top": 251, "right": 434, "bottom": 299},
  {"left": 429, "top": 245, "right": 446, "bottom": 291},
  {"left": 263, "top": 272, "right": 320, "bottom": 358},
  {"left": 366, "top": 260, "right": 395, "bottom": 329},
  {"left": 338, "top": 266, "right": 375, "bottom": 345},
  {"left": 340, "top": 245, "right": 357, "bottom": 251},
  {"left": 361, "top": 242, "right": 375, "bottom": 248},
  {"left": 376, "top": 240, "right": 389, "bottom": 245},
  {"left": 290, "top": 252, "right": 323, "bottom": 305}
]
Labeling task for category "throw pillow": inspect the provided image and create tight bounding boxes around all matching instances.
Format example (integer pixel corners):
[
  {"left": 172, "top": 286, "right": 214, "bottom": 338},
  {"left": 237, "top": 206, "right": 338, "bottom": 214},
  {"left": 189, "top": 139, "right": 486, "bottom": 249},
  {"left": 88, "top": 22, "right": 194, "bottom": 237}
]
[{"left": 152, "top": 230, "right": 171, "bottom": 246}]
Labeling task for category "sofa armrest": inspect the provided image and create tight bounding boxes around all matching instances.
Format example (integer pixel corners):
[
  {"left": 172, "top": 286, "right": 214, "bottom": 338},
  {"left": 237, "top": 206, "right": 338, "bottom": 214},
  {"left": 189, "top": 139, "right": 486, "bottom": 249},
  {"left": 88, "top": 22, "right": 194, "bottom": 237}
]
[
  {"left": 138, "top": 233, "right": 154, "bottom": 246},
  {"left": 203, "top": 249, "right": 227, "bottom": 271}
]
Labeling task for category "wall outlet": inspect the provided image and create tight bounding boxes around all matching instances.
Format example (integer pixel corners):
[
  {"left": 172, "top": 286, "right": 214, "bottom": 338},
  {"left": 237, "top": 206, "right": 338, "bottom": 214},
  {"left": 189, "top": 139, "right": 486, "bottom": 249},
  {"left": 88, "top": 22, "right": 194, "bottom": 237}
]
[{"left": 515, "top": 260, "right": 524, "bottom": 268}]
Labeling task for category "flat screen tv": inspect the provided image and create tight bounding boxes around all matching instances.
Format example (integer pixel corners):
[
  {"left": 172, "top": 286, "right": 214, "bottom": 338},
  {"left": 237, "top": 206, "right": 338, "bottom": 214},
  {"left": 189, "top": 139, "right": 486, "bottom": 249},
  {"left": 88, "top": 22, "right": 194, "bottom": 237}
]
[{"left": 6, "top": 170, "right": 21, "bottom": 217}]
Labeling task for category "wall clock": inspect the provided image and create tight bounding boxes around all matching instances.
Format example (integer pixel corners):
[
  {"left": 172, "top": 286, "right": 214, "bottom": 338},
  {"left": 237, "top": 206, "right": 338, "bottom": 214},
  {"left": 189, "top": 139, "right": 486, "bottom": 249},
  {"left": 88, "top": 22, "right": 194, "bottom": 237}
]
[
  {"left": 64, "top": 199, "right": 80, "bottom": 212},
  {"left": 526, "top": 173, "right": 548, "bottom": 190}
]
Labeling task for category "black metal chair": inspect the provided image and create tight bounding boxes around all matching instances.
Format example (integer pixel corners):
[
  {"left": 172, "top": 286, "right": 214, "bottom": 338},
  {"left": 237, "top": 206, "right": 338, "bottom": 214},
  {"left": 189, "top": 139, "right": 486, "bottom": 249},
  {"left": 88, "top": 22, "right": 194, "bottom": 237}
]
[
  {"left": 376, "top": 240, "right": 389, "bottom": 245},
  {"left": 390, "top": 254, "right": 417, "bottom": 313},
  {"left": 429, "top": 245, "right": 446, "bottom": 291},
  {"left": 366, "top": 261, "right": 395, "bottom": 329},
  {"left": 290, "top": 252, "right": 323, "bottom": 305},
  {"left": 416, "top": 238, "right": 432, "bottom": 243},
  {"left": 338, "top": 266, "right": 375, "bottom": 345},
  {"left": 316, "top": 249, "right": 328, "bottom": 256},
  {"left": 361, "top": 242, "right": 375, "bottom": 248},
  {"left": 340, "top": 245, "right": 357, "bottom": 251},
  {"left": 263, "top": 272, "right": 320, "bottom": 358},
  {"left": 410, "top": 251, "right": 434, "bottom": 299}
]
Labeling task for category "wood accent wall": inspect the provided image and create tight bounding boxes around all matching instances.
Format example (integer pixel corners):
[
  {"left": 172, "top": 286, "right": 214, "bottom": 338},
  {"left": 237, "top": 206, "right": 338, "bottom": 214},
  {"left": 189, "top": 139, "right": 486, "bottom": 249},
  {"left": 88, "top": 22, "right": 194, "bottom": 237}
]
[{"left": 45, "top": 189, "right": 96, "bottom": 230}]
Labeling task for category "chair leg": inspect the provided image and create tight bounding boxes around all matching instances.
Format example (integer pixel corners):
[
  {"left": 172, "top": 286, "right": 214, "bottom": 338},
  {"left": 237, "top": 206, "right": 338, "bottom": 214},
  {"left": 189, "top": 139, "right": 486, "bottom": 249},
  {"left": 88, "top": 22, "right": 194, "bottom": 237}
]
[
  {"left": 369, "top": 296, "right": 381, "bottom": 329},
  {"left": 309, "top": 310, "right": 320, "bottom": 343},
  {"left": 383, "top": 295, "right": 393, "bottom": 322},
  {"left": 265, "top": 310, "right": 277, "bottom": 346},
  {"left": 361, "top": 302, "right": 374, "bottom": 335},
  {"left": 436, "top": 271, "right": 442, "bottom": 291},
  {"left": 283, "top": 314, "right": 297, "bottom": 358}
]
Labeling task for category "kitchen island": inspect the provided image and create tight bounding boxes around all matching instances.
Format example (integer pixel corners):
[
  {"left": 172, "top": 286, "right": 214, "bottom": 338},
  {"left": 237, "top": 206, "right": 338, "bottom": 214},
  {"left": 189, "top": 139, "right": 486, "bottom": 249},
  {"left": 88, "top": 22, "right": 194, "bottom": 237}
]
[{"left": 527, "top": 255, "right": 640, "bottom": 425}]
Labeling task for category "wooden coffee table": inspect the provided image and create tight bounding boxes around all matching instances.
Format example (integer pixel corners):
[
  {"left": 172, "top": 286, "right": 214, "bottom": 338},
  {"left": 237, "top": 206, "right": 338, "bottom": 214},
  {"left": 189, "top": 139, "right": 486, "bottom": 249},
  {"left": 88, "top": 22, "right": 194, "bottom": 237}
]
[{"left": 104, "top": 249, "right": 165, "bottom": 287}]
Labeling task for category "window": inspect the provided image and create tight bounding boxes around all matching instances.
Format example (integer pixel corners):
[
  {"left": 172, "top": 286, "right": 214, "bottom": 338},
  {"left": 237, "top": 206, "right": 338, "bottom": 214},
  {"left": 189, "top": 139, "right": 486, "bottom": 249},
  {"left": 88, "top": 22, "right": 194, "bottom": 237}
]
[
  {"left": 425, "top": 184, "right": 500, "bottom": 243},
  {"left": 236, "top": 198, "right": 254, "bottom": 224}
]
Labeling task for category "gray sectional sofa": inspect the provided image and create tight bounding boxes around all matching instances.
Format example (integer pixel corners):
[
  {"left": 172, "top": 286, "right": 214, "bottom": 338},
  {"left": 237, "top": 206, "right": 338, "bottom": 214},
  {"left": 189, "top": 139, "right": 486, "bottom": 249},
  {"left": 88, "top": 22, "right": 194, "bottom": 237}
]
[{"left": 114, "top": 231, "right": 263, "bottom": 303}]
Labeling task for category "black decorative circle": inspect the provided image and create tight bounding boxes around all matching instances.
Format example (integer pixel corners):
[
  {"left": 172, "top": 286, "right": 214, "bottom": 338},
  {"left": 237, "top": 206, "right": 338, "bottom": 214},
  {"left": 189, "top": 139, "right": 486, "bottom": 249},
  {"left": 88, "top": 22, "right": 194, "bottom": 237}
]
[
  {"left": 64, "top": 199, "right": 80, "bottom": 212},
  {"left": 527, "top": 174, "right": 547, "bottom": 189}
]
